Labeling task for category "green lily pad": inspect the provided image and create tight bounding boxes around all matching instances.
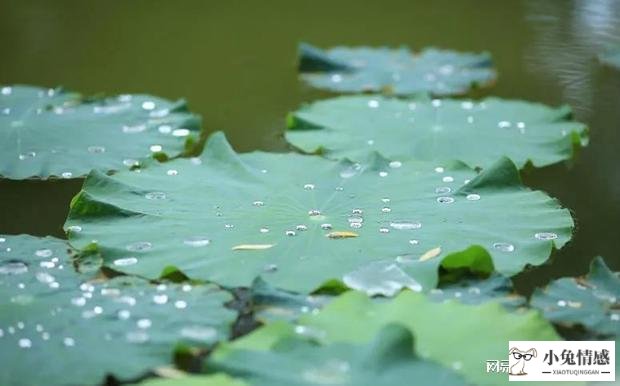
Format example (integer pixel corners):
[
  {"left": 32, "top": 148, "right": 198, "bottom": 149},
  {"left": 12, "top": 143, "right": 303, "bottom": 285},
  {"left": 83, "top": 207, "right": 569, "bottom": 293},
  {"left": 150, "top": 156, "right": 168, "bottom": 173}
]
[
  {"left": 298, "top": 43, "right": 496, "bottom": 96},
  {"left": 209, "top": 324, "right": 469, "bottom": 386},
  {"left": 138, "top": 374, "right": 247, "bottom": 386},
  {"left": 0, "top": 234, "right": 236, "bottom": 386},
  {"left": 599, "top": 48, "right": 620, "bottom": 69},
  {"left": 286, "top": 95, "right": 588, "bottom": 169},
  {"left": 230, "top": 291, "right": 561, "bottom": 386},
  {"left": 66, "top": 132, "right": 573, "bottom": 294},
  {"left": 0, "top": 85, "right": 201, "bottom": 180},
  {"left": 530, "top": 257, "right": 620, "bottom": 339}
]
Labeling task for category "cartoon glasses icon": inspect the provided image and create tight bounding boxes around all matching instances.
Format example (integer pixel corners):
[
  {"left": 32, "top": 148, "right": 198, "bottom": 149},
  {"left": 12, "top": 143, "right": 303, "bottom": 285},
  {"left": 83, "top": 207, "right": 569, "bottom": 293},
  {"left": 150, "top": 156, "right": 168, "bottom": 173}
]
[{"left": 512, "top": 352, "right": 534, "bottom": 361}]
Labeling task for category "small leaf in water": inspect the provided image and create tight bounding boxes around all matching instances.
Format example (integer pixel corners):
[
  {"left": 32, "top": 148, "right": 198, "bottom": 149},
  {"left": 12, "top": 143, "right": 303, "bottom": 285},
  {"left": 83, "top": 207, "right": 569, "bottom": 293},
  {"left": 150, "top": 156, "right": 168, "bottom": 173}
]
[
  {"left": 232, "top": 244, "right": 275, "bottom": 251},
  {"left": 419, "top": 247, "right": 441, "bottom": 262},
  {"left": 326, "top": 231, "right": 359, "bottom": 239}
]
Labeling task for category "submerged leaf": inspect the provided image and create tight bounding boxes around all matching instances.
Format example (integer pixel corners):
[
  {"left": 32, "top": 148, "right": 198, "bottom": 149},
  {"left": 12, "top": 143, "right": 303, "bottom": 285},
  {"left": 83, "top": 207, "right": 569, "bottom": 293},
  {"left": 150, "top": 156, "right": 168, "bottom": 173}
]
[
  {"left": 0, "top": 235, "right": 236, "bottom": 386},
  {"left": 298, "top": 43, "right": 495, "bottom": 96},
  {"left": 209, "top": 324, "right": 470, "bottom": 386},
  {"left": 66, "top": 132, "right": 573, "bottom": 294},
  {"left": 232, "top": 291, "right": 562, "bottom": 386},
  {"left": 0, "top": 85, "right": 201, "bottom": 180},
  {"left": 530, "top": 256, "right": 620, "bottom": 339},
  {"left": 287, "top": 95, "right": 588, "bottom": 169}
]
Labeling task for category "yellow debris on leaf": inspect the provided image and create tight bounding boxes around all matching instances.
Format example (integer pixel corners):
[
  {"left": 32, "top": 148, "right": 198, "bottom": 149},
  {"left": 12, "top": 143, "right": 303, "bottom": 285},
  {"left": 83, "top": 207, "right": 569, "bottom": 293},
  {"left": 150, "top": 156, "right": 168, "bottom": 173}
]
[
  {"left": 326, "top": 231, "right": 359, "bottom": 239},
  {"left": 232, "top": 244, "right": 275, "bottom": 251},
  {"left": 419, "top": 246, "right": 441, "bottom": 261}
]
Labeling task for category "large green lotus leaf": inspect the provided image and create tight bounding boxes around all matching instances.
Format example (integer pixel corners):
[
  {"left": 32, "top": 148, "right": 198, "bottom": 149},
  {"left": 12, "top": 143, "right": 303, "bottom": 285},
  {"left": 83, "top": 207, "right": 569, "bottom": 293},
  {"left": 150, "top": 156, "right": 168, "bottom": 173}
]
[
  {"left": 298, "top": 43, "right": 495, "bottom": 96},
  {"left": 286, "top": 95, "right": 588, "bottom": 169},
  {"left": 0, "top": 85, "right": 201, "bottom": 180},
  {"left": 66, "top": 132, "right": 573, "bottom": 294},
  {"left": 0, "top": 234, "right": 235, "bottom": 386},
  {"left": 208, "top": 324, "right": 469, "bottom": 386},
  {"left": 138, "top": 374, "right": 247, "bottom": 386},
  {"left": 530, "top": 257, "right": 620, "bottom": 339}
]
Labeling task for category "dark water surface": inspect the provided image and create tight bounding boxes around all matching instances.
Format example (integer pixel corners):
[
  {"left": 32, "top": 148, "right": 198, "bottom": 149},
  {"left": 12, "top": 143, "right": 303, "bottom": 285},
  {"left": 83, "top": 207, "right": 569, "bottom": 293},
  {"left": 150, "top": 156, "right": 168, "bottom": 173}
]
[{"left": 1, "top": 0, "right": 619, "bottom": 294}]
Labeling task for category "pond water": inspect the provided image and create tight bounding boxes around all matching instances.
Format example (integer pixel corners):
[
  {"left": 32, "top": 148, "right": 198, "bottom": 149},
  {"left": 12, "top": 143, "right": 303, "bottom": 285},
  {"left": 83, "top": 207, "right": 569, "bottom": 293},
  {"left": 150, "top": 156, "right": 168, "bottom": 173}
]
[{"left": 1, "top": 0, "right": 619, "bottom": 294}]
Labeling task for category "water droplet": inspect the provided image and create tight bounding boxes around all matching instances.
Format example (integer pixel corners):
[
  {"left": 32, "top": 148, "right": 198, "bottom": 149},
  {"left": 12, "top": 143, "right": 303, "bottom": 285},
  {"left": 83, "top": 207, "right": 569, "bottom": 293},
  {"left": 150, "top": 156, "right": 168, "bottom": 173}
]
[
  {"left": 295, "top": 225, "right": 308, "bottom": 231},
  {"left": 389, "top": 161, "right": 402, "bottom": 168},
  {"left": 253, "top": 200, "right": 265, "bottom": 207},
  {"left": 379, "top": 171, "right": 388, "bottom": 177},
  {"left": 0, "top": 261, "right": 28, "bottom": 275},
  {"left": 172, "top": 128, "right": 190, "bottom": 137},
  {"left": 122, "top": 124, "right": 147, "bottom": 133},
  {"left": 381, "top": 198, "right": 391, "bottom": 204},
  {"left": 1, "top": 86, "right": 12, "bottom": 95},
  {"left": 153, "top": 294, "right": 168, "bottom": 305},
  {"left": 435, "top": 186, "right": 452, "bottom": 194},
  {"left": 61, "top": 172, "right": 73, "bottom": 179},
  {"left": 320, "top": 223, "right": 332, "bottom": 230},
  {"left": 535, "top": 232, "right": 558, "bottom": 240},
  {"left": 390, "top": 221, "right": 422, "bottom": 230},
  {"left": 145, "top": 191, "right": 166, "bottom": 200},
  {"left": 285, "top": 230, "right": 296, "bottom": 236},
  {"left": 166, "top": 169, "right": 178, "bottom": 176},
  {"left": 224, "top": 224, "right": 234, "bottom": 229},
  {"left": 126, "top": 241, "right": 152, "bottom": 252},
  {"left": 350, "top": 222, "right": 363, "bottom": 229},
  {"left": 183, "top": 237, "right": 210, "bottom": 247},
  {"left": 330, "top": 74, "right": 342, "bottom": 83},
  {"left": 351, "top": 208, "right": 363, "bottom": 215},
  {"left": 493, "top": 242, "right": 515, "bottom": 252},
  {"left": 123, "top": 159, "right": 139, "bottom": 167},
  {"left": 141, "top": 101, "right": 156, "bottom": 110},
  {"left": 174, "top": 300, "right": 187, "bottom": 309},
  {"left": 466, "top": 193, "right": 481, "bottom": 201},
  {"left": 379, "top": 227, "right": 390, "bottom": 234},
  {"left": 18, "top": 338, "right": 32, "bottom": 349},
  {"left": 40, "top": 261, "right": 55, "bottom": 269},
  {"left": 18, "top": 151, "right": 36, "bottom": 160},
  {"left": 498, "top": 121, "right": 511, "bottom": 128},
  {"left": 304, "top": 183, "right": 315, "bottom": 190},
  {"left": 611, "top": 314, "right": 619, "bottom": 321},
  {"left": 118, "top": 310, "right": 131, "bottom": 320},
  {"left": 66, "top": 225, "right": 82, "bottom": 233},
  {"left": 461, "top": 101, "right": 474, "bottom": 110},
  {"left": 434, "top": 166, "right": 444, "bottom": 173},
  {"left": 149, "top": 145, "right": 162, "bottom": 152},
  {"left": 158, "top": 125, "right": 172, "bottom": 134},
  {"left": 126, "top": 331, "right": 149, "bottom": 344},
  {"left": 367, "top": 99, "right": 379, "bottom": 108},
  {"left": 180, "top": 326, "right": 217, "bottom": 341},
  {"left": 63, "top": 337, "right": 75, "bottom": 347},
  {"left": 381, "top": 207, "right": 391, "bottom": 213},
  {"left": 36, "top": 272, "right": 55, "bottom": 284},
  {"left": 557, "top": 300, "right": 567, "bottom": 307},
  {"left": 87, "top": 146, "right": 106, "bottom": 154},
  {"left": 308, "top": 209, "right": 321, "bottom": 216},
  {"left": 113, "top": 257, "right": 138, "bottom": 266},
  {"left": 442, "top": 176, "right": 454, "bottom": 183},
  {"left": 263, "top": 264, "right": 278, "bottom": 273},
  {"left": 137, "top": 318, "right": 152, "bottom": 329},
  {"left": 35, "top": 249, "right": 53, "bottom": 258},
  {"left": 437, "top": 196, "right": 454, "bottom": 204},
  {"left": 409, "top": 239, "right": 419, "bottom": 245},
  {"left": 431, "top": 99, "right": 442, "bottom": 108},
  {"left": 259, "top": 227, "right": 270, "bottom": 233}
]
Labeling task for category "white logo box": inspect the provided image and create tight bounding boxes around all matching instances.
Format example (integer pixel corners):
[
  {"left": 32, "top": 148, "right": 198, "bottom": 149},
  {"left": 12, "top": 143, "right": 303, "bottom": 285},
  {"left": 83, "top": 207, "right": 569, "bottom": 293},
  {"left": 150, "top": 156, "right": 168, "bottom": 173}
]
[{"left": 508, "top": 341, "right": 615, "bottom": 382}]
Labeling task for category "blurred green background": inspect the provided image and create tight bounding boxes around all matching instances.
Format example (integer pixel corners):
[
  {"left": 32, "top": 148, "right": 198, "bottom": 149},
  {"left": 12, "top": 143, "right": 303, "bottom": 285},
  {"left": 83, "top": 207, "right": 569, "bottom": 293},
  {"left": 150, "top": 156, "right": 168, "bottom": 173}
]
[{"left": 1, "top": 0, "right": 619, "bottom": 293}]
